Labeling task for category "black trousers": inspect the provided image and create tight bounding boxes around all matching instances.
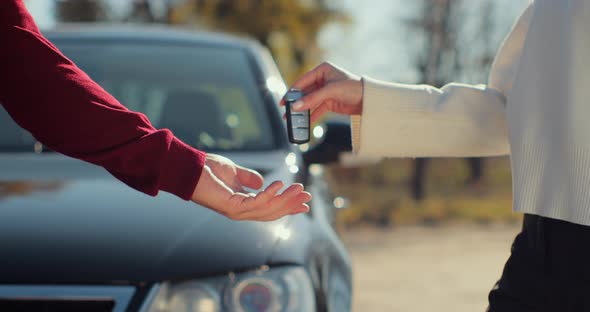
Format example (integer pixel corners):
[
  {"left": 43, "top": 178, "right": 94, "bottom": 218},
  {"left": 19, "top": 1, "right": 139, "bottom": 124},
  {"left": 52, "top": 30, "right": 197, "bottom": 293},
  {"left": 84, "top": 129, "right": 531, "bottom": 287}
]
[{"left": 488, "top": 214, "right": 590, "bottom": 311}]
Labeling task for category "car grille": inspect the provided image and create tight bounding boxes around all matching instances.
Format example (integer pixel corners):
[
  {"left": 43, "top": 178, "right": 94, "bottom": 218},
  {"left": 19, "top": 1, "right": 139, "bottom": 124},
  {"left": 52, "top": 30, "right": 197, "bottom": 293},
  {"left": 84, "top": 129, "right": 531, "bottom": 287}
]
[
  {"left": 0, "top": 285, "right": 135, "bottom": 312},
  {"left": 0, "top": 299, "right": 114, "bottom": 312}
]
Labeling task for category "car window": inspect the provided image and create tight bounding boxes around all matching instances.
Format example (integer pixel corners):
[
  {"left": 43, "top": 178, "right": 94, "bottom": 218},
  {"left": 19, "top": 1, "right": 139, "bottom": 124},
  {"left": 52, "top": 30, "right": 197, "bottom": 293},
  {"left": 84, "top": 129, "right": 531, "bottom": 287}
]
[{"left": 0, "top": 42, "right": 276, "bottom": 152}]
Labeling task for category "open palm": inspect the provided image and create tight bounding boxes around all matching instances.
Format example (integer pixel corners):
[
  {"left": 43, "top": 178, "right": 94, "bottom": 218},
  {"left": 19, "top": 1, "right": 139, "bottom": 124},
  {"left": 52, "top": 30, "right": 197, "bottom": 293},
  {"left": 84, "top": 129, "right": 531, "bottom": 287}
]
[{"left": 191, "top": 154, "right": 311, "bottom": 221}]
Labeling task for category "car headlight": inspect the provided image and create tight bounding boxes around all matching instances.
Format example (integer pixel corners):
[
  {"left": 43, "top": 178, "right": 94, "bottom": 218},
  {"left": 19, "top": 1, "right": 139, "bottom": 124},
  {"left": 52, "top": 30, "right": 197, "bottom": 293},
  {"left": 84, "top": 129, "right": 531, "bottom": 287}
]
[{"left": 147, "top": 266, "right": 315, "bottom": 312}]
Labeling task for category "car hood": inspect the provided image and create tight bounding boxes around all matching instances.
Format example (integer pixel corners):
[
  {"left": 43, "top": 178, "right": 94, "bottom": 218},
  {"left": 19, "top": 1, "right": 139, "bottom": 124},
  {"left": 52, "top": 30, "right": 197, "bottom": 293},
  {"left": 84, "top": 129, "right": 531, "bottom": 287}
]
[{"left": 0, "top": 151, "right": 303, "bottom": 284}]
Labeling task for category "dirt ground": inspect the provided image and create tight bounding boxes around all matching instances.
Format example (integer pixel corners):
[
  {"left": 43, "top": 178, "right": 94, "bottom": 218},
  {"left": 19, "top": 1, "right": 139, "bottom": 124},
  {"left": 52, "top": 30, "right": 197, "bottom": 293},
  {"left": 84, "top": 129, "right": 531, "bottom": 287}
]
[{"left": 342, "top": 224, "right": 521, "bottom": 312}]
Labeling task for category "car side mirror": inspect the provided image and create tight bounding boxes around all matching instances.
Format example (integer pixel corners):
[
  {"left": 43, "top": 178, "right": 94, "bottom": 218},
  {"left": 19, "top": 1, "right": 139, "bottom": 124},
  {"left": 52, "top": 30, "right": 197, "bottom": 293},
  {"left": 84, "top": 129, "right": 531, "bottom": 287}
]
[{"left": 303, "top": 119, "right": 352, "bottom": 165}]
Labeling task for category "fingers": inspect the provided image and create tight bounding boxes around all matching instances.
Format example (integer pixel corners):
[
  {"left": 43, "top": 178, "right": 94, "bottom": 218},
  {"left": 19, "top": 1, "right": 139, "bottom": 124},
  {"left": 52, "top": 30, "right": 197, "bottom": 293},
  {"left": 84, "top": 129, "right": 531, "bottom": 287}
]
[
  {"left": 258, "top": 199, "right": 311, "bottom": 222},
  {"left": 235, "top": 183, "right": 311, "bottom": 221},
  {"left": 295, "top": 203, "right": 310, "bottom": 214},
  {"left": 264, "top": 192, "right": 312, "bottom": 220},
  {"left": 290, "top": 192, "right": 312, "bottom": 211},
  {"left": 280, "top": 62, "right": 333, "bottom": 107},
  {"left": 262, "top": 184, "right": 310, "bottom": 216},
  {"left": 271, "top": 183, "right": 304, "bottom": 202},
  {"left": 289, "top": 83, "right": 338, "bottom": 114},
  {"left": 292, "top": 62, "right": 334, "bottom": 90},
  {"left": 293, "top": 80, "right": 363, "bottom": 118},
  {"left": 260, "top": 183, "right": 304, "bottom": 210},
  {"left": 236, "top": 166, "right": 264, "bottom": 190},
  {"left": 310, "top": 102, "right": 332, "bottom": 124},
  {"left": 253, "top": 181, "right": 284, "bottom": 205}
]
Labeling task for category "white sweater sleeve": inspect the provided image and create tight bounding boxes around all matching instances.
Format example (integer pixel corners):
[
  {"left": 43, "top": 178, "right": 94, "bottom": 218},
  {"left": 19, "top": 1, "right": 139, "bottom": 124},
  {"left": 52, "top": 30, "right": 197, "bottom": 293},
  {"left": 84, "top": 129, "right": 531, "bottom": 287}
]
[{"left": 351, "top": 3, "right": 533, "bottom": 158}]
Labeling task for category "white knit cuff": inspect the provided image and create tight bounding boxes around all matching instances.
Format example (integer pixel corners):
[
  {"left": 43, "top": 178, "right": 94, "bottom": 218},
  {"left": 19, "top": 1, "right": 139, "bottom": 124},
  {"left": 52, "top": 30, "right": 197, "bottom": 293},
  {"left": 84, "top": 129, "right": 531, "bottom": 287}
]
[{"left": 350, "top": 115, "right": 362, "bottom": 154}]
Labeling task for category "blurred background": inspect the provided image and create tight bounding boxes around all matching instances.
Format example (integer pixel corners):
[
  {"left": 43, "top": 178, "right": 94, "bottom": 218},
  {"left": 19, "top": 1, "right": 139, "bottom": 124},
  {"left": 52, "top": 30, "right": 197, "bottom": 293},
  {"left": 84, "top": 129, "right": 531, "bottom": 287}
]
[{"left": 25, "top": 0, "right": 529, "bottom": 310}]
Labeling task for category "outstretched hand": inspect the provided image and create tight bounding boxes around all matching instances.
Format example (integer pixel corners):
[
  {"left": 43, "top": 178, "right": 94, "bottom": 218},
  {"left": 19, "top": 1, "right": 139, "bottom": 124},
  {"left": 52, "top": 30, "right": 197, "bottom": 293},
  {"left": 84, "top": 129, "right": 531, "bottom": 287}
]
[
  {"left": 204, "top": 154, "right": 264, "bottom": 192},
  {"left": 191, "top": 154, "right": 311, "bottom": 221},
  {"left": 280, "top": 62, "right": 364, "bottom": 124}
]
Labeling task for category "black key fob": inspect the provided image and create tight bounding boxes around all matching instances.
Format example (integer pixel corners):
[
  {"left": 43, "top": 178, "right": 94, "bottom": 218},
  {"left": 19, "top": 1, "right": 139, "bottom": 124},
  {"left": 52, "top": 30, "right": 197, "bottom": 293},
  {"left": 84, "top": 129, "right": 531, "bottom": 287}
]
[{"left": 284, "top": 88, "right": 310, "bottom": 144}]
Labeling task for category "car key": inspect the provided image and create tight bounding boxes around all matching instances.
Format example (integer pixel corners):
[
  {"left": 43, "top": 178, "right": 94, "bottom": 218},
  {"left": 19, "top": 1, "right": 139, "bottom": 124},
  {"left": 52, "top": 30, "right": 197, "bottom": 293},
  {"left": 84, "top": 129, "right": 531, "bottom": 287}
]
[{"left": 284, "top": 88, "right": 310, "bottom": 144}]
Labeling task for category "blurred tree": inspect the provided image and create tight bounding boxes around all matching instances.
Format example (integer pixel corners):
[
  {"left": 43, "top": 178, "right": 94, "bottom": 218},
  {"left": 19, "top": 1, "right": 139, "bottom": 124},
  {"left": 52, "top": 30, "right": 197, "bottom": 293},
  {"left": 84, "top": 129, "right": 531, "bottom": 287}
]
[
  {"left": 167, "top": 0, "right": 346, "bottom": 82},
  {"left": 125, "top": 0, "right": 156, "bottom": 23},
  {"left": 457, "top": 0, "right": 497, "bottom": 83},
  {"left": 54, "top": 0, "right": 345, "bottom": 83},
  {"left": 56, "top": 0, "right": 107, "bottom": 22},
  {"left": 406, "top": 0, "right": 496, "bottom": 200}
]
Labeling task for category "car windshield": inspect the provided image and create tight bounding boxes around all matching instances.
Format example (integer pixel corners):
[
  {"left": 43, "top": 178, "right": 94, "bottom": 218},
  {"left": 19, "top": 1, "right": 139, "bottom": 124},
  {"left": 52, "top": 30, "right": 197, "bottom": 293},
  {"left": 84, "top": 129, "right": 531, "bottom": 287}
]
[{"left": 0, "top": 41, "right": 276, "bottom": 152}]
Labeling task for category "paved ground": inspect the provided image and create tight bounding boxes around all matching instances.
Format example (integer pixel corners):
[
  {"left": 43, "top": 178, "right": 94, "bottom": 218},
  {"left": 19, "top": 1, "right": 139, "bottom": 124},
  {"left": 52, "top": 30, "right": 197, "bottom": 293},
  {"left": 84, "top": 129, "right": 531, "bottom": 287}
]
[{"left": 342, "top": 224, "right": 521, "bottom": 312}]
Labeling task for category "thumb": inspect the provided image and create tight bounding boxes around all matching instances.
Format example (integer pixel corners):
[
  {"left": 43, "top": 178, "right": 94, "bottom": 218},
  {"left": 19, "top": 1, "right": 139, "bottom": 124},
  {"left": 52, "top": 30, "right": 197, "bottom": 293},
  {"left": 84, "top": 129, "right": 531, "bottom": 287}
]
[{"left": 236, "top": 166, "right": 264, "bottom": 190}]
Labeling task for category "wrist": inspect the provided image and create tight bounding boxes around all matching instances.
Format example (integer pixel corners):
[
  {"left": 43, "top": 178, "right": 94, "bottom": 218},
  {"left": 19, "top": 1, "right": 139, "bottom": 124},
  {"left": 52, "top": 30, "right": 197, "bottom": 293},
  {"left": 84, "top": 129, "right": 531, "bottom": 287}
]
[
  {"left": 191, "top": 165, "right": 233, "bottom": 208},
  {"left": 160, "top": 136, "right": 206, "bottom": 201}
]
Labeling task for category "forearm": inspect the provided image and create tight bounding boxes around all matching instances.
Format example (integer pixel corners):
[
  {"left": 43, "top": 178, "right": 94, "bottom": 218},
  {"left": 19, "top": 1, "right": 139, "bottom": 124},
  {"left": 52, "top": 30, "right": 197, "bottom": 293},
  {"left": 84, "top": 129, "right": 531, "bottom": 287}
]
[
  {"left": 0, "top": 0, "right": 205, "bottom": 200},
  {"left": 351, "top": 4, "right": 534, "bottom": 159},
  {"left": 352, "top": 77, "right": 509, "bottom": 158}
]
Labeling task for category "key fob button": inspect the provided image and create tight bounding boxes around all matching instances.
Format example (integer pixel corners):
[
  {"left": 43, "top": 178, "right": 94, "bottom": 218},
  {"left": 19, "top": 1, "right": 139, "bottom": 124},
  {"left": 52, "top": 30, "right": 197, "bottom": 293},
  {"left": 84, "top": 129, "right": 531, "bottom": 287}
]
[
  {"left": 292, "top": 128, "right": 309, "bottom": 142},
  {"left": 290, "top": 114, "right": 309, "bottom": 128}
]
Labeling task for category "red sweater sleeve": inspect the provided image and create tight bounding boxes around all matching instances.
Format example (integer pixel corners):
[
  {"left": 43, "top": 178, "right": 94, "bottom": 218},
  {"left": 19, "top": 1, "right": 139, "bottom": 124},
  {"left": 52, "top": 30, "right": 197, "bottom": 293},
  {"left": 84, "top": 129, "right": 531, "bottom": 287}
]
[{"left": 0, "top": 0, "right": 206, "bottom": 200}]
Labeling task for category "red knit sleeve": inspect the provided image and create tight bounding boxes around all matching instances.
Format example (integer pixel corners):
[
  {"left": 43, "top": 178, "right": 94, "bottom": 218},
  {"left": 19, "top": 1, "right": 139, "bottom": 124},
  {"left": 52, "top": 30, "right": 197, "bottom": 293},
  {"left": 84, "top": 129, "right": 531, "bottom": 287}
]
[{"left": 0, "top": 0, "right": 206, "bottom": 200}]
